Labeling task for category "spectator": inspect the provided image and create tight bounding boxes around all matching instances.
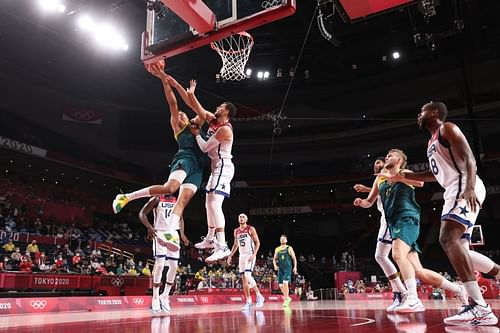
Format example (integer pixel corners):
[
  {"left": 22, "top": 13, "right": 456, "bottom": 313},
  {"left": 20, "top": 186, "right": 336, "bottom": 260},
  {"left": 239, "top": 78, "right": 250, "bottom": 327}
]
[
  {"left": 72, "top": 253, "right": 81, "bottom": 266},
  {"left": 11, "top": 247, "right": 22, "bottom": 262},
  {"left": 116, "top": 264, "right": 125, "bottom": 276},
  {"left": 19, "top": 256, "right": 33, "bottom": 272},
  {"left": 26, "top": 240, "right": 39, "bottom": 254},
  {"left": 2, "top": 239, "right": 15, "bottom": 252},
  {"left": 96, "top": 263, "right": 108, "bottom": 275},
  {"left": 127, "top": 265, "right": 138, "bottom": 276},
  {"left": 55, "top": 255, "right": 65, "bottom": 271},
  {"left": 0, "top": 257, "right": 11, "bottom": 271},
  {"left": 33, "top": 218, "right": 42, "bottom": 234},
  {"left": 141, "top": 265, "right": 151, "bottom": 277}
]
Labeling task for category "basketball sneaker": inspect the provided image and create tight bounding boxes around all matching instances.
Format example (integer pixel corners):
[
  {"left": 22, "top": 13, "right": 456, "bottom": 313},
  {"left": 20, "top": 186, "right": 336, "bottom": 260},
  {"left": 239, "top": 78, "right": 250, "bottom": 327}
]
[
  {"left": 256, "top": 295, "right": 265, "bottom": 308},
  {"left": 152, "top": 298, "right": 161, "bottom": 313},
  {"left": 195, "top": 236, "right": 216, "bottom": 250},
  {"left": 160, "top": 297, "right": 171, "bottom": 312},
  {"left": 205, "top": 243, "right": 231, "bottom": 262},
  {"left": 444, "top": 301, "right": 498, "bottom": 326},
  {"left": 112, "top": 194, "right": 129, "bottom": 214},
  {"left": 241, "top": 301, "right": 253, "bottom": 311},
  {"left": 445, "top": 326, "right": 500, "bottom": 333},
  {"left": 387, "top": 292, "right": 402, "bottom": 312},
  {"left": 282, "top": 297, "right": 292, "bottom": 308},
  {"left": 395, "top": 297, "right": 425, "bottom": 313}
]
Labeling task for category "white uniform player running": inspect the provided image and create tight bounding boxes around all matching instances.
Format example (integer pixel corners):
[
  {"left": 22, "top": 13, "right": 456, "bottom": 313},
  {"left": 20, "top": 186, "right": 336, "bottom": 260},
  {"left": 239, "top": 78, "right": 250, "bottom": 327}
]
[
  {"left": 227, "top": 214, "right": 265, "bottom": 310},
  {"left": 139, "top": 195, "right": 188, "bottom": 313}
]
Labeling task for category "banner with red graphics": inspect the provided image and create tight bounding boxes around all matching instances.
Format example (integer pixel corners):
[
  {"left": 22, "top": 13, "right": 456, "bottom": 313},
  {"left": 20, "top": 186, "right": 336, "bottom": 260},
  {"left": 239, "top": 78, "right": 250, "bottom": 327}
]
[
  {"left": 0, "top": 294, "right": 298, "bottom": 315},
  {"left": 62, "top": 105, "right": 103, "bottom": 124}
]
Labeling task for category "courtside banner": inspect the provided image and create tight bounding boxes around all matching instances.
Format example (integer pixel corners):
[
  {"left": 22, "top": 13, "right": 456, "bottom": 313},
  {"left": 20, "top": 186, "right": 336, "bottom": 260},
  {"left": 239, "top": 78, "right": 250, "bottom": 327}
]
[
  {"left": 62, "top": 105, "right": 103, "bottom": 124},
  {"left": 0, "top": 136, "right": 47, "bottom": 157},
  {"left": 250, "top": 206, "right": 312, "bottom": 215}
]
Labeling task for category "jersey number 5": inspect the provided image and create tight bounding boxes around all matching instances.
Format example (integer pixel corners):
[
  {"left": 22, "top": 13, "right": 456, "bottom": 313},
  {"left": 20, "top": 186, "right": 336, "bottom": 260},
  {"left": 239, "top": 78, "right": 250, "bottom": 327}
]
[{"left": 239, "top": 239, "right": 246, "bottom": 247}]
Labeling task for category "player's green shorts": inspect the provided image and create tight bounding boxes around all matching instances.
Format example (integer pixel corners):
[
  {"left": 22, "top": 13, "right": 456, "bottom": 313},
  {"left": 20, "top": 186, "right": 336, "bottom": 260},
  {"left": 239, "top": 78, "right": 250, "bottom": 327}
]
[
  {"left": 278, "top": 268, "right": 292, "bottom": 284},
  {"left": 170, "top": 156, "right": 203, "bottom": 189},
  {"left": 389, "top": 215, "right": 421, "bottom": 252}
]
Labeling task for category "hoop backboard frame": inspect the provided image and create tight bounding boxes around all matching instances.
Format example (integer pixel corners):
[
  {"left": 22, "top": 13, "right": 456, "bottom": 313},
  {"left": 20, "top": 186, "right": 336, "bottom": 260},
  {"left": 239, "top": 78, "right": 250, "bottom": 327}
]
[
  {"left": 470, "top": 225, "right": 485, "bottom": 247},
  {"left": 141, "top": 0, "right": 296, "bottom": 64}
]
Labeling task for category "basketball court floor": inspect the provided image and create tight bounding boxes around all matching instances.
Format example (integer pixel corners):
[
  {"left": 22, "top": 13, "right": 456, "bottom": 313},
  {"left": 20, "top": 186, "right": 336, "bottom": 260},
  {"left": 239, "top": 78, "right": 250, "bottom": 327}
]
[{"left": 1, "top": 299, "right": 499, "bottom": 333}]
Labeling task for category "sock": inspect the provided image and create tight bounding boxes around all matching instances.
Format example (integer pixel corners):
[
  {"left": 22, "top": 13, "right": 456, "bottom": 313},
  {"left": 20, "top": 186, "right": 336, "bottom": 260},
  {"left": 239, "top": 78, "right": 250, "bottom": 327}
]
[
  {"left": 216, "top": 231, "right": 226, "bottom": 246},
  {"left": 207, "top": 227, "right": 216, "bottom": 239},
  {"left": 389, "top": 277, "right": 407, "bottom": 293},
  {"left": 463, "top": 281, "right": 487, "bottom": 307},
  {"left": 404, "top": 278, "right": 418, "bottom": 300},
  {"left": 153, "top": 285, "right": 160, "bottom": 299},
  {"left": 469, "top": 250, "right": 496, "bottom": 274},
  {"left": 126, "top": 188, "right": 151, "bottom": 201},
  {"left": 161, "top": 283, "right": 173, "bottom": 298},
  {"left": 438, "top": 278, "right": 461, "bottom": 293}
]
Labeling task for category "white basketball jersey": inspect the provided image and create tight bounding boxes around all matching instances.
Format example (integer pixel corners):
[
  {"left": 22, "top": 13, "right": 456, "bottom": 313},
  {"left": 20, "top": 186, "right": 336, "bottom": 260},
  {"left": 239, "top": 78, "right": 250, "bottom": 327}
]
[
  {"left": 376, "top": 196, "right": 384, "bottom": 215},
  {"left": 206, "top": 121, "right": 233, "bottom": 163},
  {"left": 427, "top": 128, "right": 482, "bottom": 199},
  {"left": 153, "top": 196, "right": 178, "bottom": 231},
  {"left": 236, "top": 225, "right": 254, "bottom": 256}
]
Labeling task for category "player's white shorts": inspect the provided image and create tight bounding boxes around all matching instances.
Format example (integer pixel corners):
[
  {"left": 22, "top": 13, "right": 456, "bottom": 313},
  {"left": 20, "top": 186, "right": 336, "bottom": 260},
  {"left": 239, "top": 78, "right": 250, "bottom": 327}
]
[
  {"left": 238, "top": 253, "right": 256, "bottom": 274},
  {"left": 206, "top": 159, "right": 234, "bottom": 197},
  {"left": 377, "top": 215, "right": 392, "bottom": 244},
  {"left": 153, "top": 230, "right": 180, "bottom": 260},
  {"left": 441, "top": 177, "right": 486, "bottom": 240}
]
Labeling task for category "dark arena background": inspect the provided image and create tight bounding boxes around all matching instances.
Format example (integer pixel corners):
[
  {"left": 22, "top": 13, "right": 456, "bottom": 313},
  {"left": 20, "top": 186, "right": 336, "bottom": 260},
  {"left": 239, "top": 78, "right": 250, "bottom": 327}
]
[{"left": 1, "top": 0, "right": 500, "bottom": 332}]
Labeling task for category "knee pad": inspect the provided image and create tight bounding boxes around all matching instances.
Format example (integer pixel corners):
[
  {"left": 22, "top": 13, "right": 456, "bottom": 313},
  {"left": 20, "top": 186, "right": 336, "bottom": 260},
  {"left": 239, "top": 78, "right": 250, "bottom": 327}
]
[
  {"left": 244, "top": 271, "right": 256, "bottom": 288},
  {"left": 166, "top": 260, "right": 178, "bottom": 284}
]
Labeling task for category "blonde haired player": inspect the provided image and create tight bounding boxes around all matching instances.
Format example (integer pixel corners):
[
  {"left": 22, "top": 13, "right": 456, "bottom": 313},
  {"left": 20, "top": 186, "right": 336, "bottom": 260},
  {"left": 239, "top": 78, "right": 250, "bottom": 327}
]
[
  {"left": 139, "top": 195, "right": 188, "bottom": 313},
  {"left": 227, "top": 213, "right": 265, "bottom": 310},
  {"left": 273, "top": 235, "right": 297, "bottom": 308}
]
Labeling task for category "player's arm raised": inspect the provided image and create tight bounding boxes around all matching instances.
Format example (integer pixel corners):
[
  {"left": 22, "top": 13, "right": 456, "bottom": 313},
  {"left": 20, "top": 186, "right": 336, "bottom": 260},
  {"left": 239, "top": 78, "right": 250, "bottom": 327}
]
[
  {"left": 138, "top": 197, "right": 159, "bottom": 240},
  {"left": 193, "top": 126, "right": 231, "bottom": 153},
  {"left": 227, "top": 229, "right": 239, "bottom": 265},
  {"left": 289, "top": 246, "right": 298, "bottom": 274},
  {"left": 186, "top": 80, "right": 215, "bottom": 123},
  {"left": 442, "top": 122, "right": 480, "bottom": 212},
  {"left": 353, "top": 177, "right": 380, "bottom": 208},
  {"left": 248, "top": 227, "right": 260, "bottom": 262}
]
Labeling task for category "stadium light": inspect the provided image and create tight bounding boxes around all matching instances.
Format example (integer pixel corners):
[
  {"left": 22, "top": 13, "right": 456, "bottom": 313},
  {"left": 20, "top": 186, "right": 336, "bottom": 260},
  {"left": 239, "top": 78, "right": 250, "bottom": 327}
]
[
  {"left": 38, "top": 0, "right": 66, "bottom": 13},
  {"left": 392, "top": 51, "right": 401, "bottom": 59},
  {"left": 77, "top": 15, "right": 96, "bottom": 31}
]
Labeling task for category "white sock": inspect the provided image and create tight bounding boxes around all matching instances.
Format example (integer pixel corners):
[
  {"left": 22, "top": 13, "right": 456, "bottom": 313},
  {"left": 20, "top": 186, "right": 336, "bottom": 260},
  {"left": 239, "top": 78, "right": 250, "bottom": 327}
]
[
  {"left": 207, "top": 227, "right": 216, "bottom": 239},
  {"left": 161, "top": 283, "right": 172, "bottom": 298},
  {"left": 404, "top": 278, "right": 418, "bottom": 300},
  {"left": 153, "top": 285, "right": 160, "bottom": 299},
  {"left": 390, "top": 277, "right": 407, "bottom": 293},
  {"left": 216, "top": 231, "right": 226, "bottom": 246},
  {"left": 126, "top": 188, "right": 151, "bottom": 201},
  {"left": 463, "top": 281, "right": 487, "bottom": 307},
  {"left": 468, "top": 250, "right": 496, "bottom": 274},
  {"left": 438, "top": 278, "right": 461, "bottom": 293}
]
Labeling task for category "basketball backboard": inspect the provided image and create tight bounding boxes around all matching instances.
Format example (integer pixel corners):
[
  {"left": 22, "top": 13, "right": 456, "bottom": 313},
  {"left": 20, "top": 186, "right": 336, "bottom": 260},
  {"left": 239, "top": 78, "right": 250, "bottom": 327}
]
[
  {"left": 141, "top": 0, "right": 296, "bottom": 63},
  {"left": 470, "top": 225, "right": 485, "bottom": 247},
  {"left": 333, "top": 0, "right": 416, "bottom": 23}
]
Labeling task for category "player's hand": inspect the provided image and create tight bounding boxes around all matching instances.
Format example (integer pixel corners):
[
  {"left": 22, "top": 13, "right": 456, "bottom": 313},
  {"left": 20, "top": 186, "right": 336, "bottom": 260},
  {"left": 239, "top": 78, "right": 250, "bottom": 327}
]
[
  {"left": 353, "top": 184, "right": 366, "bottom": 193},
  {"left": 461, "top": 188, "right": 481, "bottom": 213},
  {"left": 273, "top": 265, "right": 278, "bottom": 271},
  {"left": 146, "top": 226, "right": 157, "bottom": 240},
  {"left": 189, "top": 123, "right": 200, "bottom": 136},
  {"left": 227, "top": 256, "right": 232, "bottom": 265},
  {"left": 353, "top": 198, "right": 363, "bottom": 207},
  {"left": 180, "top": 233, "right": 190, "bottom": 246},
  {"left": 376, "top": 171, "right": 403, "bottom": 183},
  {"left": 145, "top": 60, "right": 165, "bottom": 78},
  {"left": 189, "top": 79, "right": 197, "bottom": 94},
  {"left": 293, "top": 267, "right": 297, "bottom": 274}
]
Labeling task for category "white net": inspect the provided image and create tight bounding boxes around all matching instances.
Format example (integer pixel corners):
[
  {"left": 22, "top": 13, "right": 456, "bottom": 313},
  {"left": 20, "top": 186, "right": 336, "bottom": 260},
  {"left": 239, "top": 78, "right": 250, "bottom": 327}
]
[
  {"left": 261, "top": 0, "right": 286, "bottom": 9},
  {"left": 211, "top": 32, "right": 254, "bottom": 81}
]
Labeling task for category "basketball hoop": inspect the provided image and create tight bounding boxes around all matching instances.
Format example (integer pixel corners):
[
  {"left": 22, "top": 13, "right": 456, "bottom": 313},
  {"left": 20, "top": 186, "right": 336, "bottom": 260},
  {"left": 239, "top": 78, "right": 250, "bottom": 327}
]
[{"left": 211, "top": 31, "right": 254, "bottom": 81}]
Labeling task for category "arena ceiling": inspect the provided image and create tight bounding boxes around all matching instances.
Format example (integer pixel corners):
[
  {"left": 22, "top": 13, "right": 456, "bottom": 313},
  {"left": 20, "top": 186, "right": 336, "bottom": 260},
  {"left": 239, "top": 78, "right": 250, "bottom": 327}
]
[{"left": 1, "top": 0, "right": 500, "bottom": 176}]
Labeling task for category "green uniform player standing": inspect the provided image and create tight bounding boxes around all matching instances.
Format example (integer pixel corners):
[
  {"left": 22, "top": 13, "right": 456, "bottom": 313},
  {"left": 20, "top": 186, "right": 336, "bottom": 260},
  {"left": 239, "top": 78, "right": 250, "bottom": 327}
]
[{"left": 273, "top": 234, "right": 297, "bottom": 307}]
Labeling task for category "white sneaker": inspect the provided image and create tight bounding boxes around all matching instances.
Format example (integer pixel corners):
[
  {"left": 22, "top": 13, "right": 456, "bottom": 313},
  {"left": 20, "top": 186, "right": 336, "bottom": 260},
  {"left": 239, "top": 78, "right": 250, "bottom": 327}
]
[
  {"left": 195, "top": 236, "right": 216, "bottom": 250},
  {"left": 205, "top": 244, "right": 231, "bottom": 262},
  {"left": 444, "top": 302, "right": 498, "bottom": 326},
  {"left": 395, "top": 298, "right": 425, "bottom": 313},
  {"left": 152, "top": 298, "right": 161, "bottom": 313},
  {"left": 457, "top": 284, "right": 468, "bottom": 306},
  {"left": 256, "top": 295, "right": 265, "bottom": 308},
  {"left": 160, "top": 296, "right": 170, "bottom": 312},
  {"left": 242, "top": 302, "right": 253, "bottom": 311},
  {"left": 386, "top": 292, "right": 402, "bottom": 312}
]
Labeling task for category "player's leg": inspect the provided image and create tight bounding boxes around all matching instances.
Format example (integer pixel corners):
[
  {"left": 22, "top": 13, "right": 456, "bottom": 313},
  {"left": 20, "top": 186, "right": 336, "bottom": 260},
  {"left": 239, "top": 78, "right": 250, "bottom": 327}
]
[
  {"left": 375, "top": 241, "right": 406, "bottom": 311},
  {"left": 112, "top": 169, "right": 184, "bottom": 214},
  {"left": 408, "top": 252, "right": 467, "bottom": 305},
  {"left": 461, "top": 235, "right": 500, "bottom": 278},
  {"left": 245, "top": 256, "right": 264, "bottom": 308},
  {"left": 195, "top": 193, "right": 216, "bottom": 249},
  {"left": 205, "top": 193, "right": 231, "bottom": 262},
  {"left": 279, "top": 269, "right": 292, "bottom": 307},
  {"left": 160, "top": 244, "right": 180, "bottom": 312},
  {"left": 152, "top": 256, "right": 166, "bottom": 312}
]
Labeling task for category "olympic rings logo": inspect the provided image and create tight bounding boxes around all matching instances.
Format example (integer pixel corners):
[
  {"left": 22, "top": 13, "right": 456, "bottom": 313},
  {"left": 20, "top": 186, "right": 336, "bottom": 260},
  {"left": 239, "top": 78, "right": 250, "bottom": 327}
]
[
  {"left": 132, "top": 298, "right": 144, "bottom": 305},
  {"left": 29, "top": 300, "right": 47, "bottom": 309},
  {"left": 66, "top": 107, "right": 99, "bottom": 121},
  {"left": 110, "top": 277, "right": 124, "bottom": 287}
]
